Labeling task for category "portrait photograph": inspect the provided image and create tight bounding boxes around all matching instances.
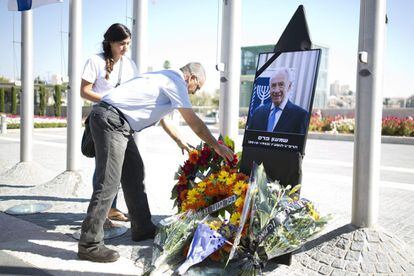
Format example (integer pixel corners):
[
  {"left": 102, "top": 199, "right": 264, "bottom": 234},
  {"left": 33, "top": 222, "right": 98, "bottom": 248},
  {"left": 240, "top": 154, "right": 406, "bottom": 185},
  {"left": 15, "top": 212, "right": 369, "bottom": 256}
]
[{"left": 246, "top": 49, "right": 321, "bottom": 135}]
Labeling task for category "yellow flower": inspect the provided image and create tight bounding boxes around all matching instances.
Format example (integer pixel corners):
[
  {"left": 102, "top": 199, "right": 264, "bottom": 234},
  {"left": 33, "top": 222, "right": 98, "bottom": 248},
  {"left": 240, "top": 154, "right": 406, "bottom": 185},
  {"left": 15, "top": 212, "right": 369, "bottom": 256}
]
[
  {"left": 218, "top": 170, "right": 229, "bottom": 181},
  {"left": 187, "top": 189, "right": 199, "bottom": 198},
  {"left": 187, "top": 189, "right": 199, "bottom": 204},
  {"left": 307, "top": 202, "right": 320, "bottom": 220},
  {"left": 208, "top": 220, "right": 222, "bottom": 231},
  {"left": 233, "top": 180, "right": 245, "bottom": 196},
  {"left": 198, "top": 181, "right": 207, "bottom": 189},
  {"left": 235, "top": 197, "right": 244, "bottom": 208},
  {"left": 226, "top": 173, "right": 237, "bottom": 185},
  {"left": 230, "top": 212, "right": 241, "bottom": 225}
]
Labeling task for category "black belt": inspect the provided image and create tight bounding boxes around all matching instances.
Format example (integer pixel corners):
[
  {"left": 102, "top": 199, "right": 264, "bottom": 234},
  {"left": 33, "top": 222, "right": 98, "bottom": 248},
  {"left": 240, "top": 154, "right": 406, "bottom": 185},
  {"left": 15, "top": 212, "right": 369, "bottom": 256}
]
[{"left": 98, "top": 101, "right": 127, "bottom": 121}]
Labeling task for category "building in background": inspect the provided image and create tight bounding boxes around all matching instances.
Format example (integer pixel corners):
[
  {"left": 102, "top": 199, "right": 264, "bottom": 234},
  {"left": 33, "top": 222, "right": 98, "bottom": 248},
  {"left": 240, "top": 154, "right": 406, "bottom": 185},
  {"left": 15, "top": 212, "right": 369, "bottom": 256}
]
[
  {"left": 406, "top": 94, "right": 414, "bottom": 108},
  {"left": 239, "top": 44, "right": 329, "bottom": 114}
]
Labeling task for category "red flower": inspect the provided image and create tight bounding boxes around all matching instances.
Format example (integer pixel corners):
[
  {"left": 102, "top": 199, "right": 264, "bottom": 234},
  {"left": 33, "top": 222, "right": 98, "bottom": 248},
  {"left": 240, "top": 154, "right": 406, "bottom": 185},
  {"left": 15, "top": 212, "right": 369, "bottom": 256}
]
[
  {"left": 201, "top": 146, "right": 212, "bottom": 159},
  {"left": 182, "top": 160, "right": 195, "bottom": 175},
  {"left": 178, "top": 174, "right": 187, "bottom": 185}
]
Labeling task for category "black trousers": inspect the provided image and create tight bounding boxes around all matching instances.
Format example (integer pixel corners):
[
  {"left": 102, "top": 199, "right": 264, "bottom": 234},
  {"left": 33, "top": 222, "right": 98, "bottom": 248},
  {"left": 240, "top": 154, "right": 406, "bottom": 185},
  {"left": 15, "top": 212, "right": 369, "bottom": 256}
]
[{"left": 79, "top": 102, "right": 152, "bottom": 248}]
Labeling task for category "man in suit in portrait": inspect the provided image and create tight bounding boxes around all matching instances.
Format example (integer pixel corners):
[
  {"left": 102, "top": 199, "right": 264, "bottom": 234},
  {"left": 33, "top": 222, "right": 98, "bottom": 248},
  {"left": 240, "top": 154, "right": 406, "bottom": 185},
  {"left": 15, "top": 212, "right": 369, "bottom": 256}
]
[{"left": 247, "top": 68, "right": 308, "bottom": 134}]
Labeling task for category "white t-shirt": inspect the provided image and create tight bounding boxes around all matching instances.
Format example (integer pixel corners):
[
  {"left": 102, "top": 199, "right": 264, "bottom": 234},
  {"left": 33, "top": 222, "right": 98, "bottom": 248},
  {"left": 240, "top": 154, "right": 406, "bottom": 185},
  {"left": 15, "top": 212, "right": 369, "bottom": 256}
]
[
  {"left": 81, "top": 53, "right": 138, "bottom": 96},
  {"left": 102, "top": 69, "right": 192, "bottom": 132}
]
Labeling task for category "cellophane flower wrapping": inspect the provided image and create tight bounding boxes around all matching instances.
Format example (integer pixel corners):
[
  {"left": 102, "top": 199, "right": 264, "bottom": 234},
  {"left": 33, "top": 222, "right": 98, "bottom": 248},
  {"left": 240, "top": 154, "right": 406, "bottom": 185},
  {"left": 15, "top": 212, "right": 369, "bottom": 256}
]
[
  {"left": 238, "top": 164, "right": 330, "bottom": 275},
  {"left": 176, "top": 216, "right": 230, "bottom": 274},
  {"left": 145, "top": 210, "right": 201, "bottom": 275}
]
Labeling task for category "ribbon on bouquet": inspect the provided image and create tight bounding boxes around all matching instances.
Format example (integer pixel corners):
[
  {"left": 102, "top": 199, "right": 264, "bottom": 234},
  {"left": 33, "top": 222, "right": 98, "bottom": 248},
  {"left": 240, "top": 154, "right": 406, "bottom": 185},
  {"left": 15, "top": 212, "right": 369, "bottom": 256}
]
[{"left": 195, "top": 195, "right": 237, "bottom": 217}]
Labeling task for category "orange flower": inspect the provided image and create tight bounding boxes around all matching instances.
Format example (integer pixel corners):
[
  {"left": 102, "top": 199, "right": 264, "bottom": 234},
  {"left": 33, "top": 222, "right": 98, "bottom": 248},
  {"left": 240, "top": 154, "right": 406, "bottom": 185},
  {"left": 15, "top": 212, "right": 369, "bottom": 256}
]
[
  {"left": 222, "top": 243, "right": 232, "bottom": 253},
  {"left": 205, "top": 184, "right": 216, "bottom": 196},
  {"left": 182, "top": 245, "right": 190, "bottom": 257},
  {"left": 209, "top": 249, "right": 222, "bottom": 262},
  {"left": 179, "top": 190, "right": 188, "bottom": 201},
  {"left": 189, "top": 150, "right": 199, "bottom": 164}
]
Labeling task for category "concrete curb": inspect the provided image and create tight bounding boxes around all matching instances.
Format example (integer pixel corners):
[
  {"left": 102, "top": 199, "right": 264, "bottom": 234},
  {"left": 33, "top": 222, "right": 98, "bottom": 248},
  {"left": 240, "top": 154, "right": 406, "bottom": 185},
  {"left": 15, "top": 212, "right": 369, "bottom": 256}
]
[{"left": 308, "top": 132, "right": 414, "bottom": 145}]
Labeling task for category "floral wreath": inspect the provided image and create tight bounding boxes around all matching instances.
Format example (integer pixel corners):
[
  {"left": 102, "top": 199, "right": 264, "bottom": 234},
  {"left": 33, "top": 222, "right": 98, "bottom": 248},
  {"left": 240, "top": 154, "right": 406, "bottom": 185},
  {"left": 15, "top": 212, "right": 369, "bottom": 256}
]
[{"left": 171, "top": 136, "right": 250, "bottom": 259}]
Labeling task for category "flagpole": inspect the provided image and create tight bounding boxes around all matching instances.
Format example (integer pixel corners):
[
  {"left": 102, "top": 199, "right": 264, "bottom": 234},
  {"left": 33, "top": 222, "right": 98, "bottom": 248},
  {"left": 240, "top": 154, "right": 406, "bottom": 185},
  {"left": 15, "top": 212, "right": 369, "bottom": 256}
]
[{"left": 20, "top": 10, "right": 34, "bottom": 162}]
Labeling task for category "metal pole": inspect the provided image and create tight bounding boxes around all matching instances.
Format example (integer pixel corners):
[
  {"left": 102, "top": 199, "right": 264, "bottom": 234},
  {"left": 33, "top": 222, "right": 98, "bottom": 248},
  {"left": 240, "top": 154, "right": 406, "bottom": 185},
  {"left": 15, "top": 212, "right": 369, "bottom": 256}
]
[
  {"left": 131, "top": 0, "right": 148, "bottom": 73},
  {"left": 132, "top": 0, "right": 148, "bottom": 145},
  {"left": 20, "top": 10, "right": 34, "bottom": 162},
  {"left": 67, "top": 0, "right": 82, "bottom": 171},
  {"left": 219, "top": 0, "right": 241, "bottom": 140},
  {"left": 1, "top": 114, "right": 7, "bottom": 134},
  {"left": 352, "top": 0, "right": 387, "bottom": 228}
]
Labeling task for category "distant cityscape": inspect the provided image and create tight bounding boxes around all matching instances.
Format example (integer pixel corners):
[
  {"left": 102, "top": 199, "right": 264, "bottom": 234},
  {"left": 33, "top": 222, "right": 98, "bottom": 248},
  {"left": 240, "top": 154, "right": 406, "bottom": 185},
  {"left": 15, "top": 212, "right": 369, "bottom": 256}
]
[{"left": 240, "top": 44, "right": 414, "bottom": 110}]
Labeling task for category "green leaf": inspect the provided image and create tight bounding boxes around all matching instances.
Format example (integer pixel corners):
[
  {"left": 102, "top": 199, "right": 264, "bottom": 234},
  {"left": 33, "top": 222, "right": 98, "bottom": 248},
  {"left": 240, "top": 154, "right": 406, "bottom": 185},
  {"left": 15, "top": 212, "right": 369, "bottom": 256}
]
[{"left": 224, "top": 135, "right": 235, "bottom": 150}]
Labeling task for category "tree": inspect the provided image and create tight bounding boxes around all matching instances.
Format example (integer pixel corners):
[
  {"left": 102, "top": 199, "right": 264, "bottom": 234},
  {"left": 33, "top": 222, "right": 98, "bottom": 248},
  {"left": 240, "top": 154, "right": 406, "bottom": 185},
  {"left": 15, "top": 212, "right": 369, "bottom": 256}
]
[
  {"left": 38, "top": 85, "right": 46, "bottom": 116},
  {"left": 11, "top": 86, "right": 18, "bottom": 115},
  {"left": 0, "top": 88, "right": 4, "bottom": 113},
  {"left": 0, "top": 76, "right": 10, "bottom": 83},
  {"left": 163, "top": 60, "right": 171, "bottom": 69},
  {"left": 53, "top": 85, "right": 62, "bottom": 117}
]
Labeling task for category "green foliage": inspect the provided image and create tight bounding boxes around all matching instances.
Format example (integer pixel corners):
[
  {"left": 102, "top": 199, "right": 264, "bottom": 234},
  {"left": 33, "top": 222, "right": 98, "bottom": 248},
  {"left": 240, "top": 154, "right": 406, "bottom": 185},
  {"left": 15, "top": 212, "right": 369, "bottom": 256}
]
[
  {"left": 11, "top": 86, "right": 18, "bottom": 115},
  {"left": 53, "top": 85, "right": 62, "bottom": 117},
  {"left": 0, "top": 76, "right": 10, "bottom": 83},
  {"left": 38, "top": 85, "right": 46, "bottom": 116},
  {"left": 189, "top": 91, "right": 219, "bottom": 108},
  {"left": 0, "top": 88, "right": 4, "bottom": 113},
  {"left": 7, "top": 122, "right": 67, "bottom": 129},
  {"left": 163, "top": 60, "right": 171, "bottom": 69}
]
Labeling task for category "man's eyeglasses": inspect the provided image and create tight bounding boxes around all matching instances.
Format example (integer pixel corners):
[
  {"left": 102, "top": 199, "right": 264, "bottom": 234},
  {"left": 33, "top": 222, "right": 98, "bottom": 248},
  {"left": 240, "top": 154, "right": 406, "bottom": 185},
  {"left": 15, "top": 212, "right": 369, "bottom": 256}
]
[{"left": 192, "top": 75, "right": 201, "bottom": 94}]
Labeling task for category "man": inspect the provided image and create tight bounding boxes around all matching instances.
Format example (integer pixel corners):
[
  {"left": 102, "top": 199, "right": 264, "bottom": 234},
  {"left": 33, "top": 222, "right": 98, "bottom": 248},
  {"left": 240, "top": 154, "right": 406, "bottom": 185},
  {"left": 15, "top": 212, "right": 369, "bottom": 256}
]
[
  {"left": 247, "top": 68, "right": 308, "bottom": 134},
  {"left": 78, "top": 62, "right": 234, "bottom": 263}
]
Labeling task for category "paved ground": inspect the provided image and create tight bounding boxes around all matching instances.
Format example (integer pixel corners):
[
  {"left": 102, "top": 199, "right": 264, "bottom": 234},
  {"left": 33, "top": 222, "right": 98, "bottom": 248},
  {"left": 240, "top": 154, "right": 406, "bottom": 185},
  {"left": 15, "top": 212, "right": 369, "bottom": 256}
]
[{"left": 0, "top": 126, "right": 413, "bottom": 275}]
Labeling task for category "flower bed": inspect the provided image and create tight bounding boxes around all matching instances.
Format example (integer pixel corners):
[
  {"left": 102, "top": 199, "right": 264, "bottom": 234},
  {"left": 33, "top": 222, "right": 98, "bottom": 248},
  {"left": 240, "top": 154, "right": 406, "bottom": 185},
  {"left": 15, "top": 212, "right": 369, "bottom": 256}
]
[
  {"left": 308, "top": 113, "right": 414, "bottom": 137},
  {"left": 2, "top": 114, "right": 67, "bottom": 129}
]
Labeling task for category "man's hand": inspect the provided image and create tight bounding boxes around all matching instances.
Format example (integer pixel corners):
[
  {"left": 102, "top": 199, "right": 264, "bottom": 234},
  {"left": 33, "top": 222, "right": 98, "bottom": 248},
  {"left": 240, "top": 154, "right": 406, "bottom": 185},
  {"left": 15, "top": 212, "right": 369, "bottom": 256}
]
[
  {"left": 214, "top": 143, "right": 234, "bottom": 162},
  {"left": 179, "top": 108, "right": 235, "bottom": 161},
  {"left": 175, "top": 140, "right": 192, "bottom": 154}
]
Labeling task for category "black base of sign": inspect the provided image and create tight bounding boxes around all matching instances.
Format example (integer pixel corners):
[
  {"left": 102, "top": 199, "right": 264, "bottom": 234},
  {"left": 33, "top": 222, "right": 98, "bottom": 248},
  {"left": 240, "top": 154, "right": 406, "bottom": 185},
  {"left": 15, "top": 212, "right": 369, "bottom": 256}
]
[{"left": 240, "top": 146, "right": 303, "bottom": 187}]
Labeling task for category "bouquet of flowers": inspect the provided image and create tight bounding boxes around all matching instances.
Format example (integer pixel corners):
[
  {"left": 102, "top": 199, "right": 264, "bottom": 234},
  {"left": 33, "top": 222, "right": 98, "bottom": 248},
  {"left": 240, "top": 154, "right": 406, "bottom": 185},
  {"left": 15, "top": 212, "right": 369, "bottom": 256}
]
[
  {"left": 145, "top": 210, "right": 201, "bottom": 275},
  {"left": 171, "top": 137, "right": 239, "bottom": 208},
  {"left": 232, "top": 164, "right": 331, "bottom": 275},
  {"left": 147, "top": 138, "right": 330, "bottom": 275}
]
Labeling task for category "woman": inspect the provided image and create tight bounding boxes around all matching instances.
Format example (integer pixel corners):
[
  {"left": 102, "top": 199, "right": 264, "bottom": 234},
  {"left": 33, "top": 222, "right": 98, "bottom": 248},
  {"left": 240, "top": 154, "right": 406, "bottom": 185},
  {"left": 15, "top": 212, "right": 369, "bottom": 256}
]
[{"left": 81, "top": 23, "right": 137, "bottom": 222}]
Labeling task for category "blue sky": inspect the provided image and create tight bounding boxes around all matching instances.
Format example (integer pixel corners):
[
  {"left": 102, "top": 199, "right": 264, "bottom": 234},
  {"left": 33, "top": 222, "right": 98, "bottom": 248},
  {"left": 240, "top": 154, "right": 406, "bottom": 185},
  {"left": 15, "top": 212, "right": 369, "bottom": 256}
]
[{"left": 0, "top": 0, "right": 413, "bottom": 98}]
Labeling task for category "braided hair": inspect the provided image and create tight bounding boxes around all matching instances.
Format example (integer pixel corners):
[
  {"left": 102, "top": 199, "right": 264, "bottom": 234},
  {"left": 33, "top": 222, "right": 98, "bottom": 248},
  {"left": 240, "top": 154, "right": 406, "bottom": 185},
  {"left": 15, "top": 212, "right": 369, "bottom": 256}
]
[{"left": 102, "top": 23, "right": 131, "bottom": 80}]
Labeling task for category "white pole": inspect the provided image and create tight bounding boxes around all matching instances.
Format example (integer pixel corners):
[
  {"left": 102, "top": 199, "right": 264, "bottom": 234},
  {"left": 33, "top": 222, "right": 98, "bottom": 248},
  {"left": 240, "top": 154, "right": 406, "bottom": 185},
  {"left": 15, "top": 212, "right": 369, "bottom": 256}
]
[
  {"left": 20, "top": 10, "right": 34, "bottom": 162},
  {"left": 352, "top": 0, "right": 387, "bottom": 228},
  {"left": 131, "top": 0, "right": 148, "bottom": 145},
  {"left": 67, "top": 0, "right": 82, "bottom": 171},
  {"left": 219, "top": 0, "right": 241, "bottom": 140},
  {"left": 131, "top": 0, "right": 148, "bottom": 73}
]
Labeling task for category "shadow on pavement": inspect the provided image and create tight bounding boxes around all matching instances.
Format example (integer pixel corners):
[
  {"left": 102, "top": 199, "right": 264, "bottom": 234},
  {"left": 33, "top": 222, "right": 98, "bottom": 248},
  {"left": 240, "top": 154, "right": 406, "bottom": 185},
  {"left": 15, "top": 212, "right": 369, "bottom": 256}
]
[{"left": 0, "top": 195, "right": 90, "bottom": 203}]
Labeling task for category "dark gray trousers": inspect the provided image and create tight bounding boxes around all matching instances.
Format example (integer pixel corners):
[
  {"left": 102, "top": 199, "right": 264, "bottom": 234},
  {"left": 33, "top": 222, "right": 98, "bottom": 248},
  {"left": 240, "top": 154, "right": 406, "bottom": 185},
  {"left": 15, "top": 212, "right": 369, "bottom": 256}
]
[{"left": 79, "top": 102, "right": 152, "bottom": 248}]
